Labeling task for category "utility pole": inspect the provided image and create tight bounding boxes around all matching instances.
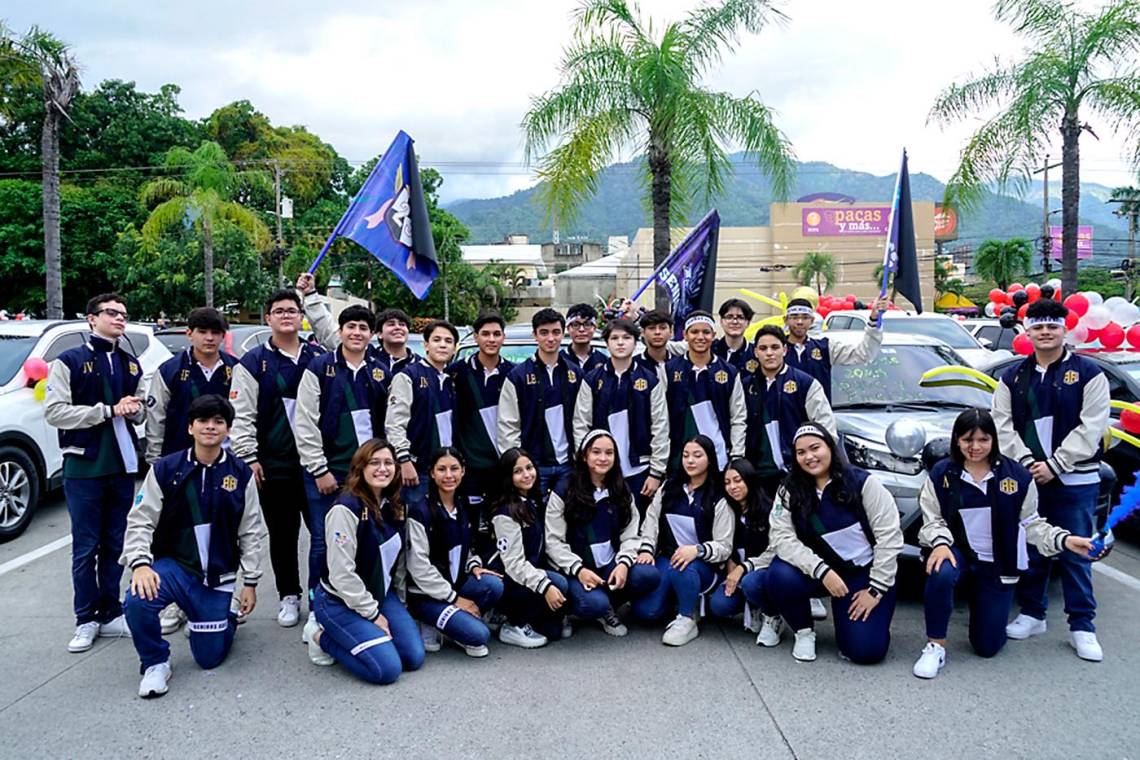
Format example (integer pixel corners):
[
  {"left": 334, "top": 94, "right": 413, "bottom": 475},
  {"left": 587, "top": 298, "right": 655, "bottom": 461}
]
[
  {"left": 273, "top": 160, "right": 285, "bottom": 287},
  {"left": 1033, "top": 155, "right": 1062, "bottom": 275}
]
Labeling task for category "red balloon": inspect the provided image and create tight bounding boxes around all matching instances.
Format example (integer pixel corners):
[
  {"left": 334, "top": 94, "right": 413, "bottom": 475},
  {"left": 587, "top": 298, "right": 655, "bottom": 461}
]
[
  {"left": 1085, "top": 326, "right": 1102, "bottom": 343},
  {"left": 1054, "top": 287, "right": 1062, "bottom": 302},
  {"left": 845, "top": 294, "right": 857, "bottom": 303},
  {"left": 1065, "top": 310, "right": 1080, "bottom": 330},
  {"left": 1100, "top": 322, "right": 1125, "bottom": 349},
  {"left": 1064, "top": 293, "right": 1090, "bottom": 317},
  {"left": 1126, "top": 324, "right": 1140, "bottom": 348},
  {"left": 989, "top": 288, "right": 1005, "bottom": 303},
  {"left": 1025, "top": 283, "right": 1041, "bottom": 302},
  {"left": 1122, "top": 409, "right": 1140, "bottom": 434},
  {"left": 1008, "top": 283, "right": 1024, "bottom": 293},
  {"left": 817, "top": 306, "right": 831, "bottom": 318},
  {"left": 22, "top": 357, "right": 49, "bottom": 382},
  {"left": 1017, "top": 304, "right": 1029, "bottom": 320},
  {"left": 1012, "top": 333, "right": 1034, "bottom": 355}
]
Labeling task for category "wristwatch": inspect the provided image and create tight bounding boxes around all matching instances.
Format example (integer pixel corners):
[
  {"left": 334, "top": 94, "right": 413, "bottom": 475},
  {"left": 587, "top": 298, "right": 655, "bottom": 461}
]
[{"left": 867, "top": 586, "right": 883, "bottom": 600}]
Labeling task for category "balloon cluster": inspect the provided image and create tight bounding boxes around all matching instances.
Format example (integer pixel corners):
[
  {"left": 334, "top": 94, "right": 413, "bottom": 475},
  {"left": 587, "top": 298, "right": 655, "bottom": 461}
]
[
  {"left": 22, "top": 357, "right": 49, "bottom": 402},
  {"left": 815, "top": 294, "right": 901, "bottom": 319},
  {"left": 986, "top": 280, "right": 1140, "bottom": 355}
]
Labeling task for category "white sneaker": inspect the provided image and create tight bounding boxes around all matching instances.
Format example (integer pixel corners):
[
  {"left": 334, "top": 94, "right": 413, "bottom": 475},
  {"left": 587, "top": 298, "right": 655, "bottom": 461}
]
[
  {"left": 792, "top": 628, "right": 817, "bottom": 662},
  {"left": 159, "top": 605, "right": 187, "bottom": 635},
  {"left": 1005, "top": 614, "right": 1047, "bottom": 640},
  {"left": 499, "top": 623, "right": 548, "bottom": 649},
  {"left": 68, "top": 622, "right": 100, "bottom": 653},
  {"left": 601, "top": 608, "right": 628, "bottom": 637},
  {"left": 1070, "top": 631, "right": 1104, "bottom": 662},
  {"left": 98, "top": 615, "right": 132, "bottom": 638},
  {"left": 912, "top": 642, "right": 946, "bottom": 679},
  {"left": 462, "top": 643, "right": 490, "bottom": 658},
  {"left": 756, "top": 614, "right": 783, "bottom": 647},
  {"left": 302, "top": 611, "right": 319, "bottom": 644},
  {"left": 810, "top": 597, "right": 828, "bottom": 620},
  {"left": 420, "top": 622, "right": 442, "bottom": 653},
  {"left": 138, "top": 661, "right": 172, "bottom": 699},
  {"left": 561, "top": 618, "right": 573, "bottom": 639},
  {"left": 662, "top": 615, "right": 699, "bottom": 646},
  {"left": 277, "top": 596, "right": 300, "bottom": 628},
  {"left": 745, "top": 605, "right": 762, "bottom": 634},
  {"left": 308, "top": 629, "right": 334, "bottom": 666}
]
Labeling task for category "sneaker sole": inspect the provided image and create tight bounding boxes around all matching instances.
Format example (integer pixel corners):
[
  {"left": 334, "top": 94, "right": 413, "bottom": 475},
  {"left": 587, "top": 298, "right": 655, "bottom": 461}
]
[
  {"left": 277, "top": 617, "right": 300, "bottom": 628},
  {"left": 756, "top": 637, "right": 781, "bottom": 647},
  {"left": 422, "top": 643, "right": 442, "bottom": 653},
  {"left": 912, "top": 662, "right": 944, "bottom": 679},
  {"left": 67, "top": 641, "right": 95, "bottom": 653},
  {"left": 463, "top": 646, "right": 490, "bottom": 658},
  {"left": 793, "top": 652, "right": 816, "bottom": 662},
  {"left": 1069, "top": 641, "right": 1104, "bottom": 662},
  {"left": 1005, "top": 626, "right": 1046, "bottom": 640},
  {"left": 499, "top": 633, "right": 546, "bottom": 649},
  {"left": 140, "top": 670, "right": 172, "bottom": 699}
]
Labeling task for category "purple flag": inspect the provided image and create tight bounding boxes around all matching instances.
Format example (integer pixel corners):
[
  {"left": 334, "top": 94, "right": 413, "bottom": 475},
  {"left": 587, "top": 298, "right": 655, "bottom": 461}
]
[{"left": 632, "top": 210, "right": 720, "bottom": 338}]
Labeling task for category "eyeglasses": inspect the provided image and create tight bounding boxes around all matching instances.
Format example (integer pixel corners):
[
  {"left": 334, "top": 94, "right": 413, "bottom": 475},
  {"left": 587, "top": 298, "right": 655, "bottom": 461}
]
[
  {"left": 270, "top": 308, "right": 301, "bottom": 317},
  {"left": 96, "top": 308, "right": 128, "bottom": 320},
  {"left": 367, "top": 458, "right": 391, "bottom": 468},
  {"left": 568, "top": 321, "right": 595, "bottom": 330},
  {"left": 722, "top": 314, "right": 747, "bottom": 322}
]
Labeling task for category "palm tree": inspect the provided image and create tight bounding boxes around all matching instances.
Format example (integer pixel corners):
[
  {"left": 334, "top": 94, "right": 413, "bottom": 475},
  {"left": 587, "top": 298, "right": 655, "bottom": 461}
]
[
  {"left": 522, "top": 0, "right": 795, "bottom": 308},
  {"left": 928, "top": 0, "right": 1140, "bottom": 296},
  {"left": 793, "top": 251, "right": 837, "bottom": 296},
  {"left": 1112, "top": 186, "right": 1140, "bottom": 298},
  {"left": 934, "top": 258, "right": 966, "bottom": 298},
  {"left": 140, "top": 142, "right": 270, "bottom": 307},
  {"left": 0, "top": 25, "right": 79, "bottom": 319},
  {"left": 974, "top": 238, "right": 1033, "bottom": 290}
]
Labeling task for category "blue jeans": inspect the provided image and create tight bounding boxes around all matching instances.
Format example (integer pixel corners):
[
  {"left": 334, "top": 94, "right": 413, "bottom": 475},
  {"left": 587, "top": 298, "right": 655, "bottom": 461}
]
[
  {"left": 123, "top": 558, "right": 236, "bottom": 670},
  {"left": 924, "top": 547, "right": 1014, "bottom": 658},
  {"left": 499, "top": 570, "right": 569, "bottom": 640},
  {"left": 767, "top": 558, "right": 897, "bottom": 665},
  {"left": 564, "top": 561, "right": 660, "bottom": 620},
  {"left": 302, "top": 472, "right": 336, "bottom": 597},
  {"left": 407, "top": 574, "right": 505, "bottom": 648},
  {"left": 631, "top": 556, "right": 720, "bottom": 620},
  {"left": 1017, "top": 482, "right": 1097, "bottom": 632},
  {"left": 538, "top": 464, "right": 572, "bottom": 500},
  {"left": 64, "top": 474, "right": 135, "bottom": 625},
  {"left": 707, "top": 568, "right": 775, "bottom": 619},
  {"left": 313, "top": 586, "right": 424, "bottom": 685}
]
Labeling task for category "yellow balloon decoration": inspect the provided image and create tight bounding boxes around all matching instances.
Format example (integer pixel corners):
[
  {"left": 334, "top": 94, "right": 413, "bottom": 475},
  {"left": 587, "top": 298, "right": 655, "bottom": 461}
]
[
  {"left": 789, "top": 286, "right": 819, "bottom": 308},
  {"left": 33, "top": 378, "right": 47, "bottom": 402}
]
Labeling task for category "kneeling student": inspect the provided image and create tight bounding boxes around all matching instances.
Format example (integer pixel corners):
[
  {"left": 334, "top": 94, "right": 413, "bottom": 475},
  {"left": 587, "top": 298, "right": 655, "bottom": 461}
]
[
  {"left": 121, "top": 395, "right": 264, "bottom": 699},
  {"left": 406, "top": 447, "right": 504, "bottom": 658}
]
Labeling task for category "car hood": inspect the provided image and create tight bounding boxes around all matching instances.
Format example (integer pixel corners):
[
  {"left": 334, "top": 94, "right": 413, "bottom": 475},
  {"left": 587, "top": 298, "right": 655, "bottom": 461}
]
[
  {"left": 835, "top": 408, "right": 963, "bottom": 447},
  {"left": 954, "top": 347, "right": 1012, "bottom": 370}
]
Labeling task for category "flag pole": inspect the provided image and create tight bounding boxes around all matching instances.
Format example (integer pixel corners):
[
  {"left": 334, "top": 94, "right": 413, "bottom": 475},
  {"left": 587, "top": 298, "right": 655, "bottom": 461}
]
[
  {"left": 306, "top": 231, "right": 339, "bottom": 275},
  {"left": 877, "top": 149, "right": 907, "bottom": 327}
]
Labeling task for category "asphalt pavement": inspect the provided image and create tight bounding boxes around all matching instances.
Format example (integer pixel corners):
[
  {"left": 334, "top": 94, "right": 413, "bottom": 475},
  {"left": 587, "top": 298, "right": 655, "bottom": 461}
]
[{"left": 2, "top": 491, "right": 1139, "bottom": 759}]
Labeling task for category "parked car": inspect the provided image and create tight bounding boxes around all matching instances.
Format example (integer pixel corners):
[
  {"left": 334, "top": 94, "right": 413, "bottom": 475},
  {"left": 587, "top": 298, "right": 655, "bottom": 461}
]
[
  {"left": 155, "top": 324, "right": 272, "bottom": 358},
  {"left": 456, "top": 324, "right": 607, "bottom": 364},
  {"left": 0, "top": 321, "right": 172, "bottom": 540},
  {"left": 962, "top": 318, "right": 1025, "bottom": 352},
  {"left": 824, "top": 310, "right": 1013, "bottom": 370}
]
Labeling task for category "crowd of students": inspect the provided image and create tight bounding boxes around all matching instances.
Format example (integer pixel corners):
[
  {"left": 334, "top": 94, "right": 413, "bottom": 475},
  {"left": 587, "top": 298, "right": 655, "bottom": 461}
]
[{"left": 41, "top": 279, "right": 1110, "bottom": 699}]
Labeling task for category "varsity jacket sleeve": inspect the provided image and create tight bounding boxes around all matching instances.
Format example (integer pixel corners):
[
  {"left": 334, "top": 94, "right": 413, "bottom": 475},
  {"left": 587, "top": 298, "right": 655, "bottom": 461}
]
[
  {"left": 492, "top": 513, "right": 552, "bottom": 594},
  {"left": 497, "top": 378, "right": 522, "bottom": 453},
  {"left": 666, "top": 340, "right": 687, "bottom": 357},
  {"left": 43, "top": 360, "right": 110, "bottom": 430},
  {"left": 729, "top": 374, "right": 747, "bottom": 459},
  {"left": 544, "top": 491, "right": 585, "bottom": 576},
  {"left": 805, "top": 378, "right": 837, "bottom": 439},
  {"left": 144, "top": 369, "right": 171, "bottom": 464},
  {"left": 700, "top": 497, "right": 734, "bottom": 563},
  {"left": 649, "top": 380, "right": 669, "bottom": 479},
  {"left": 384, "top": 372, "right": 415, "bottom": 462},
  {"left": 294, "top": 368, "right": 328, "bottom": 477},
  {"left": 916, "top": 475, "right": 953, "bottom": 549},
  {"left": 742, "top": 545, "right": 777, "bottom": 573},
  {"left": 769, "top": 486, "right": 830, "bottom": 581},
  {"left": 571, "top": 382, "right": 593, "bottom": 453},
  {"left": 119, "top": 470, "right": 163, "bottom": 570},
  {"left": 638, "top": 488, "right": 663, "bottom": 554},
  {"left": 992, "top": 378, "right": 1034, "bottom": 466},
  {"left": 863, "top": 476, "right": 903, "bottom": 592},
  {"left": 829, "top": 324, "right": 883, "bottom": 365},
  {"left": 324, "top": 504, "right": 381, "bottom": 621},
  {"left": 616, "top": 506, "right": 640, "bottom": 566},
  {"left": 1048, "top": 373, "right": 1110, "bottom": 476},
  {"left": 126, "top": 371, "right": 148, "bottom": 426},
  {"left": 303, "top": 292, "right": 340, "bottom": 351},
  {"left": 237, "top": 479, "right": 265, "bottom": 587},
  {"left": 1020, "top": 480, "right": 1071, "bottom": 558},
  {"left": 405, "top": 513, "right": 458, "bottom": 603},
  {"left": 229, "top": 362, "right": 261, "bottom": 464}
]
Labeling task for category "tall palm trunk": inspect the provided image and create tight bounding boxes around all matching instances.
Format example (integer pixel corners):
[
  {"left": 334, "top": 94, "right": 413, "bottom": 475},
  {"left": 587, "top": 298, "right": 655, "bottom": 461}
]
[
  {"left": 202, "top": 217, "right": 215, "bottom": 308},
  {"left": 41, "top": 103, "right": 63, "bottom": 319},
  {"left": 648, "top": 138, "right": 672, "bottom": 310},
  {"left": 1060, "top": 110, "right": 1081, "bottom": 295}
]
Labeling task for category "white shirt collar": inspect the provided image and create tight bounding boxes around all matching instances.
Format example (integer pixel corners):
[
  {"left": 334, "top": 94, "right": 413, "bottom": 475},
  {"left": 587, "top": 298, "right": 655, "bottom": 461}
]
[{"left": 960, "top": 468, "right": 994, "bottom": 494}]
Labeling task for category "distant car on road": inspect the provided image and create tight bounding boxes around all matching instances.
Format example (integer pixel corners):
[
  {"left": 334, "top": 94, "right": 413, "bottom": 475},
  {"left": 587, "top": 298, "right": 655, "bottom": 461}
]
[
  {"left": 824, "top": 310, "right": 1013, "bottom": 370},
  {"left": 961, "top": 318, "right": 1025, "bottom": 352}
]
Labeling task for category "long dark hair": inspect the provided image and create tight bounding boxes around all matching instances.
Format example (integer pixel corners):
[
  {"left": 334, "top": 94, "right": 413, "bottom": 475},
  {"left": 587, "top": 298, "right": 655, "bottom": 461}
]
[
  {"left": 343, "top": 438, "right": 404, "bottom": 522},
  {"left": 564, "top": 432, "right": 633, "bottom": 529},
  {"left": 949, "top": 408, "right": 1001, "bottom": 467},
  {"left": 662, "top": 434, "right": 724, "bottom": 517},
  {"left": 425, "top": 446, "right": 466, "bottom": 519},
  {"left": 495, "top": 447, "right": 542, "bottom": 527},
  {"left": 724, "top": 458, "right": 771, "bottom": 530},
  {"left": 782, "top": 426, "right": 855, "bottom": 519}
]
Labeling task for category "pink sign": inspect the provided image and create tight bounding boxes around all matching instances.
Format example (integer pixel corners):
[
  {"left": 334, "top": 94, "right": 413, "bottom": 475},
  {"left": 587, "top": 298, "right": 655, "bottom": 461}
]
[
  {"left": 802, "top": 206, "right": 891, "bottom": 236},
  {"left": 1049, "top": 225, "right": 1093, "bottom": 259}
]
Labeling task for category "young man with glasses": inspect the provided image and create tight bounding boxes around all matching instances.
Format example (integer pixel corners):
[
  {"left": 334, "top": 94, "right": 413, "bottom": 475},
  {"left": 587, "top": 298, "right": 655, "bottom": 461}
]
[
  {"left": 561, "top": 303, "right": 606, "bottom": 374},
  {"left": 783, "top": 296, "right": 884, "bottom": 400},
  {"left": 45, "top": 293, "right": 147, "bottom": 653},
  {"left": 713, "top": 299, "right": 756, "bottom": 374}
]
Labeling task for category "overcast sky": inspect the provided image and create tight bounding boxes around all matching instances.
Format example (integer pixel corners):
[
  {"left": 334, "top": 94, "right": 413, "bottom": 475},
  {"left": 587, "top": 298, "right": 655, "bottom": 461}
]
[{"left": 9, "top": 0, "right": 1140, "bottom": 202}]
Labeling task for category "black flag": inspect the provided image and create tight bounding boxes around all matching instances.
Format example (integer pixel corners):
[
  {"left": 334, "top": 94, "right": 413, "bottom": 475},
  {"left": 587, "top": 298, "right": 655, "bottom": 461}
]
[{"left": 881, "top": 150, "right": 922, "bottom": 313}]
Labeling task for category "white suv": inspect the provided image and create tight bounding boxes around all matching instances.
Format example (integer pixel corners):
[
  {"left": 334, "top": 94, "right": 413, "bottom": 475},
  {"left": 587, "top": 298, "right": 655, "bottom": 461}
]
[{"left": 0, "top": 320, "right": 171, "bottom": 541}]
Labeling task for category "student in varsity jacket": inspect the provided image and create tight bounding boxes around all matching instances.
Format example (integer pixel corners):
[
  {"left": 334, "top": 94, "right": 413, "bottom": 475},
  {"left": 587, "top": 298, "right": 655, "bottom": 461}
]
[
  {"left": 705, "top": 459, "right": 783, "bottom": 648},
  {"left": 572, "top": 318, "right": 669, "bottom": 518},
  {"left": 386, "top": 320, "right": 458, "bottom": 507},
  {"left": 307, "top": 439, "right": 425, "bottom": 684},
  {"left": 783, "top": 296, "right": 884, "bottom": 400},
  {"left": 664, "top": 311, "right": 747, "bottom": 474},
  {"left": 447, "top": 312, "right": 514, "bottom": 557},
  {"left": 912, "top": 408, "right": 1097, "bottom": 680},
  {"left": 745, "top": 326, "right": 837, "bottom": 501},
  {"left": 631, "top": 435, "right": 734, "bottom": 648},
  {"left": 546, "top": 431, "right": 661, "bottom": 638},
  {"left": 491, "top": 447, "right": 571, "bottom": 649},
  {"left": 120, "top": 395, "right": 264, "bottom": 699},
  {"left": 767, "top": 424, "right": 903, "bottom": 664},
  {"left": 635, "top": 308, "right": 674, "bottom": 383},
  {"left": 991, "top": 297, "right": 1111, "bottom": 662},
  {"left": 711, "top": 298, "right": 755, "bottom": 373},
  {"left": 230, "top": 289, "right": 326, "bottom": 633},
  {"left": 405, "top": 447, "right": 504, "bottom": 658},
  {"left": 498, "top": 308, "right": 582, "bottom": 498},
  {"left": 561, "top": 302, "right": 607, "bottom": 374},
  {"left": 44, "top": 292, "right": 147, "bottom": 654}
]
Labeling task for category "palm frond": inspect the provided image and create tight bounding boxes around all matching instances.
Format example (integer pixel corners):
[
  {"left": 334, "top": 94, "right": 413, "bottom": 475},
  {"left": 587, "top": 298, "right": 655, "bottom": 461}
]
[
  {"left": 671, "top": 89, "right": 731, "bottom": 203},
  {"left": 993, "top": 0, "right": 1072, "bottom": 42},
  {"left": 216, "top": 201, "right": 273, "bottom": 250},
  {"left": 140, "top": 197, "right": 190, "bottom": 242},
  {"left": 140, "top": 178, "right": 189, "bottom": 209},
  {"left": 677, "top": 0, "right": 788, "bottom": 75},
  {"left": 927, "top": 62, "right": 1020, "bottom": 126},
  {"left": 574, "top": 0, "right": 645, "bottom": 43},
  {"left": 522, "top": 78, "right": 640, "bottom": 161},
  {"left": 534, "top": 108, "right": 636, "bottom": 225},
  {"left": 1075, "top": 0, "right": 1140, "bottom": 66},
  {"left": 701, "top": 89, "right": 795, "bottom": 200},
  {"left": 1084, "top": 74, "right": 1140, "bottom": 171}
]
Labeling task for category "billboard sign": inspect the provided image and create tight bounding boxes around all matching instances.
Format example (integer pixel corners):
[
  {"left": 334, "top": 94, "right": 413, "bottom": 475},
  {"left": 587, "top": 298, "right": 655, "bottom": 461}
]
[
  {"left": 1049, "top": 225, "right": 1093, "bottom": 259},
  {"left": 934, "top": 204, "right": 958, "bottom": 241},
  {"left": 801, "top": 206, "right": 891, "bottom": 236}
]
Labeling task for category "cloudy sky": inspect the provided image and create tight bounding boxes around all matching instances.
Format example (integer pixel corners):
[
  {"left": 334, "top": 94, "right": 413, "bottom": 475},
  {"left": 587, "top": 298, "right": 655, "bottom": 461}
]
[{"left": 9, "top": 0, "right": 1139, "bottom": 202}]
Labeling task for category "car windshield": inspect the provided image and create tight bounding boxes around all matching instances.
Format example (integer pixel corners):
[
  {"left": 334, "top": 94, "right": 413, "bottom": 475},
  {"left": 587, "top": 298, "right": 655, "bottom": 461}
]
[
  {"left": 0, "top": 335, "right": 39, "bottom": 385},
  {"left": 832, "top": 344, "right": 993, "bottom": 408},
  {"left": 1117, "top": 364, "right": 1140, "bottom": 386},
  {"left": 882, "top": 319, "right": 978, "bottom": 349}
]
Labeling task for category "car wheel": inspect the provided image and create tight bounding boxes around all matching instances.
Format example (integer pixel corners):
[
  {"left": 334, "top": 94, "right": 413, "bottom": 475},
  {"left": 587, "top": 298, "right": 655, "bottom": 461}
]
[{"left": 0, "top": 446, "right": 40, "bottom": 542}]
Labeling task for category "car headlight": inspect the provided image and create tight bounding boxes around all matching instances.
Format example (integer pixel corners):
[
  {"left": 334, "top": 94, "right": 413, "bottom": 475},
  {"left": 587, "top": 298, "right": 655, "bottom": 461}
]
[{"left": 843, "top": 435, "right": 923, "bottom": 475}]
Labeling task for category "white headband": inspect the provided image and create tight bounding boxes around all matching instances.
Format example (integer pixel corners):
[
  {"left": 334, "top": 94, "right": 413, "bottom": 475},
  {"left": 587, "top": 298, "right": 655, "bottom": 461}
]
[
  {"left": 792, "top": 423, "right": 828, "bottom": 443},
  {"left": 684, "top": 315, "right": 716, "bottom": 331},
  {"left": 578, "top": 429, "right": 613, "bottom": 455},
  {"left": 1024, "top": 317, "right": 1065, "bottom": 327},
  {"left": 786, "top": 305, "right": 814, "bottom": 316}
]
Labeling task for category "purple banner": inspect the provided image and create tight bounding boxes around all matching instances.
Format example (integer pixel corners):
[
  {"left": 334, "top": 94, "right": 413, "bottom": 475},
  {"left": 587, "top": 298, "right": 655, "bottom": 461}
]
[
  {"left": 802, "top": 206, "right": 891, "bottom": 236},
  {"left": 1049, "top": 225, "right": 1093, "bottom": 260}
]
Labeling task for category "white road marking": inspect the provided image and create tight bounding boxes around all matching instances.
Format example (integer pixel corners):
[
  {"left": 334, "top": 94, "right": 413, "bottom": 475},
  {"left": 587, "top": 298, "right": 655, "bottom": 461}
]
[
  {"left": 0, "top": 534, "right": 71, "bottom": 577},
  {"left": 1093, "top": 561, "right": 1140, "bottom": 593}
]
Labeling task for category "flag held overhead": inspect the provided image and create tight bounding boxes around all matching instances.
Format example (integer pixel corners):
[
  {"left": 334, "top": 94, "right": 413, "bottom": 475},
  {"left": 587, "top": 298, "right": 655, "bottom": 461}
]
[
  {"left": 879, "top": 150, "right": 922, "bottom": 325},
  {"left": 631, "top": 209, "right": 721, "bottom": 339}
]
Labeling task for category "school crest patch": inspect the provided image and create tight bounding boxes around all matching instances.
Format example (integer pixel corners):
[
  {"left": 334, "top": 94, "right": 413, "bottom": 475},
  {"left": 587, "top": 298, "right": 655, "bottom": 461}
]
[
  {"left": 333, "top": 530, "right": 349, "bottom": 547},
  {"left": 372, "top": 368, "right": 384, "bottom": 383},
  {"left": 999, "top": 477, "right": 1018, "bottom": 495},
  {"left": 714, "top": 370, "right": 729, "bottom": 384},
  {"left": 633, "top": 378, "right": 648, "bottom": 392},
  {"left": 221, "top": 475, "right": 238, "bottom": 492},
  {"left": 1063, "top": 370, "right": 1079, "bottom": 385},
  {"left": 567, "top": 370, "right": 577, "bottom": 384},
  {"left": 673, "top": 371, "right": 683, "bottom": 383},
  {"left": 229, "top": 390, "right": 239, "bottom": 400},
  {"left": 783, "top": 380, "right": 797, "bottom": 394},
  {"left": 745, "top": 359, "right": 759, "bottom": 373},
  {"left": 811, "top": 348, "right": 823, "bottom": 361},
  {"left": 128, "top": 361, "right": 140, "bottom": 376}
]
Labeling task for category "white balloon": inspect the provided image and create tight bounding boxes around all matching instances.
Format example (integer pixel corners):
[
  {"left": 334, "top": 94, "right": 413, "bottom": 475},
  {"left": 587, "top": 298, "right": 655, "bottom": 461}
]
[
  {"left": 1122, "top": 304, "right": 1140, "bottom": 326},
  {"left": 1068, "top": 324, "right": 1090, "bottom": 344},
  {"left": 1104, "top": 296, "right": 1137, "bottom": 326},
  {"left": 1047, "top": 278, "right": 1062, "bottom": 290},
  {"left": 1083, "top": 291, "right": 1104, "bottom": 306},
  {"left": 1084, "top": 305, "right": 1111, "bottom": 330},
  {"left": 984, "top": 301, "right": 997, "bottom": 317}
]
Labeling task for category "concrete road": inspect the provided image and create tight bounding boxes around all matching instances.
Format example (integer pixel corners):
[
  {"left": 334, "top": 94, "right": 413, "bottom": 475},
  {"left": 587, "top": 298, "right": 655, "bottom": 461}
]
[{"left": 2, "top": 491, "right": 1139, "bottom": 759}]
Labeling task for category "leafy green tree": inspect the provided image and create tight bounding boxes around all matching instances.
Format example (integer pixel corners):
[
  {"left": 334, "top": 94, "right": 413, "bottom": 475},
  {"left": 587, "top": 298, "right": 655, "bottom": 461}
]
[
  {"left": 928, "top": 0, "right": 1140, "bottom": 295},
  {"left": 793, "top": 251, "right": 837, "bottom": 295},
  {"left": 974, "top": 238, "right": 1033, "bottom": 289},
  {"left": 934, "top": 257, "right": 965, "bottom": 298},
  {"left": 522, "top": 0, "right": 795, "bottom": 307},
  {"left": 1112, "top": 185, "right": 1140, "bottom": 298}
]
